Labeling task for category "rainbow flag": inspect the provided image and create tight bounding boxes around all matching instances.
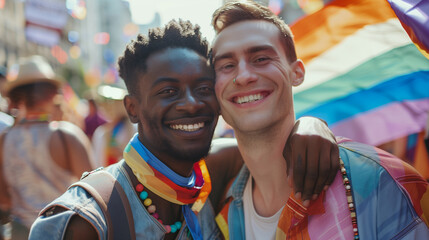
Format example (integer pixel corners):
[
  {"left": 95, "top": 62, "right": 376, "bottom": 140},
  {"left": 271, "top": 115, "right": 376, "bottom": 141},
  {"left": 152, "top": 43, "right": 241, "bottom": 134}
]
[
  {"left": 387, "top": 0, "right": 429, "bottom": 57},
  {"left": 291, "top": 0, "right": 429, "bottom": 148}
]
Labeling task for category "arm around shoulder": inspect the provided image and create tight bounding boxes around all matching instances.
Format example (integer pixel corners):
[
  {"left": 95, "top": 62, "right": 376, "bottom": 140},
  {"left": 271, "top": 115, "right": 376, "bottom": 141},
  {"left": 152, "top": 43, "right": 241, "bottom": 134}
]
[{"left": 50, "top": 121, "right": 95, "bottom": 178}]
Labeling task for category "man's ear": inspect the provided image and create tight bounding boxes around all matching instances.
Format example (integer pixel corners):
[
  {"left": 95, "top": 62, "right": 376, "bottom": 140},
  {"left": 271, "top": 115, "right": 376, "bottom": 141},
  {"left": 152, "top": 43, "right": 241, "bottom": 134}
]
[
  {"left": 124, "top": 95, "right": 138, "bottom": 123},
  {"left": 291, "top": 59, "right": 305, "bottom": 87}
]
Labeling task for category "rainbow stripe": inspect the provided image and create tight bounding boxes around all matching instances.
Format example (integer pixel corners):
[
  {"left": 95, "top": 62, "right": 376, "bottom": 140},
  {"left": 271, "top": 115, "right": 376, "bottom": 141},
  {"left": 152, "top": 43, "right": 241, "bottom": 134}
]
[
  {"left": 291, "top": 0, "right": 429, "bottom": 148},
  {"left": 123, "top": 140, "right": 211, "bottom": 210}
]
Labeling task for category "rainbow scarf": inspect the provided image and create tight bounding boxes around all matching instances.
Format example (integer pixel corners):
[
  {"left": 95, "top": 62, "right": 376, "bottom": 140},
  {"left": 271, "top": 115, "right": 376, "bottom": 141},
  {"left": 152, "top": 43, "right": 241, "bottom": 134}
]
[{"left": 124, "top": 134, "right": 211, "bottom": 239}]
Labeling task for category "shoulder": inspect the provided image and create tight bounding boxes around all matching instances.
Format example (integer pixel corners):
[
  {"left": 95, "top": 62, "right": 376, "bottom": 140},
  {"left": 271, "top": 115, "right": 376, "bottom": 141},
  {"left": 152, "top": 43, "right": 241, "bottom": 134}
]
[
  {"left": 30, "top": 185, "right": 106, "bottom": 240},
  {"left": 206, "top": 138, "right": 241, "bottom": 168},
  {"left": 50, "top": 121, "right": 91, "bottom": 144},
  {"left": 206, "top": 138, "right": 243, "bottom": 210},
  {"left": 338, "top": 137, "right": 426, "bottom": 183},
  {"left": 31, "top": 164, "right": 128, "bottom": 240},
  {"left": 50, "top": 121, "right": 85, "bottom": 135},
  {"left": 338, "top": 138, "right": 429, "bottom": 233}
]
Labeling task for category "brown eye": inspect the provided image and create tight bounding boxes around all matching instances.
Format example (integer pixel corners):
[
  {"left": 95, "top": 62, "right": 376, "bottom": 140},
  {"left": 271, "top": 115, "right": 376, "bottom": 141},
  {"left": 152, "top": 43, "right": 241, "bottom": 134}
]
[
  {"left": 196, "top": 86, "right": 214, "bottom": 95},
  {"left": 158, "top": 88, "right": 177, "bottom": 96}
]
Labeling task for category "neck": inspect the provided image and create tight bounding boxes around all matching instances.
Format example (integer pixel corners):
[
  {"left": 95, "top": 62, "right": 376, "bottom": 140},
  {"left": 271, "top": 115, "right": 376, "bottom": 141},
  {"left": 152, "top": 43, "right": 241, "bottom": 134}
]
[
  {"left": 21, "top": 111, "right": 50, "bottom": 123},
  {"left": 235, "top": 118, "right": 294, "bottom": 216},
  {"left": 138, "top": 137, "right": 195, "bottom": 178}
]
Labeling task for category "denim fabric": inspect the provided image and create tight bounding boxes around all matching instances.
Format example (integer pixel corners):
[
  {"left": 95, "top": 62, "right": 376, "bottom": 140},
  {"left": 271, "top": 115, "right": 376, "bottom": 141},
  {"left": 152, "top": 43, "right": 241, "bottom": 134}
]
[
  {"left": 29, "top": 160, "right": 221, "bottom": 240},
  {"left": 227, "top": 166, "right": 249, "bottom": 240}
]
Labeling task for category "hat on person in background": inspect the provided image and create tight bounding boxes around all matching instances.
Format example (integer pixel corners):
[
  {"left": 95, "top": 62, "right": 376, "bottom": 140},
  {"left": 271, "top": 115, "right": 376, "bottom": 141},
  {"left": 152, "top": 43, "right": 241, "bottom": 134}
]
[{"left": 5, "top": 55, "right": 63, "bottom": 95}]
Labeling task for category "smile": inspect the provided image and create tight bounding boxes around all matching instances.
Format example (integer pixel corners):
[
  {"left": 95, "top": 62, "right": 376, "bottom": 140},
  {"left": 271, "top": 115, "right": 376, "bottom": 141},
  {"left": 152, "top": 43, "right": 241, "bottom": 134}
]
[
  {"left": 234, "top": 93, "right": 264, "bottom": 104},
  {"left": 170, "top": 122, "right": 205, "bottom": 132}
]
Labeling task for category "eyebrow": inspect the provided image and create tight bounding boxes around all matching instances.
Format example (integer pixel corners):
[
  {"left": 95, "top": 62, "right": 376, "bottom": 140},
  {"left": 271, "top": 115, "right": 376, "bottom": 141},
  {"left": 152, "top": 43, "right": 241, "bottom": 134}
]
[
  {"left": 152, "top": 76, "right": 214, "bottom": 88},
  {"left": 213, "top": 44, "right": 276, "bottom": 64},
  {"left": 212, "top": 52, "right": 234, "bottom": 65},
  {"left": 246, "top": 45, "right": 276, "bottom": 55},
  {"left": 152, "top": 77, "right": 179, "bottom": 87}
]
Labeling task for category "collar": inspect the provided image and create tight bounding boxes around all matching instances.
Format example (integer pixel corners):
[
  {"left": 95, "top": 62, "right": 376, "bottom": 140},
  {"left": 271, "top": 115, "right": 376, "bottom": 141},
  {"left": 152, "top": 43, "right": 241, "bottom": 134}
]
[{"left": 287, "top": 190, "right": 326, "bottom": 219}]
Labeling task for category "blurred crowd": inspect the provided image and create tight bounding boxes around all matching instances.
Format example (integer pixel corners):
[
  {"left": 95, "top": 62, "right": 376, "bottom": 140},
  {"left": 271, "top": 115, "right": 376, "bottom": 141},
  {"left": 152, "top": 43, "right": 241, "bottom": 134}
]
[
  {"left": 0, "top": 55, "right": 136, "bottom": 240},
  {"left": 0, "top": 54, "right": 237, "bottom": 240},
  {"left": 0, "top": 0, "right": 428, "bottom": 238},
  {"left": 0, "top": 53, "right": 428, "bottom": 239}
]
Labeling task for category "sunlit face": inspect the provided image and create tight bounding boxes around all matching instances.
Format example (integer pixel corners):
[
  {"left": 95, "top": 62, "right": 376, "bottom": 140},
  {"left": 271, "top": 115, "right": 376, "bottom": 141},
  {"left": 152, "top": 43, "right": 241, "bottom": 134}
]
[
  {"left": 126, "top": 48, "right": 219, "bottom": 166},
  {"left": 212, "top": 20, "right": 304, "bottom": 134}
]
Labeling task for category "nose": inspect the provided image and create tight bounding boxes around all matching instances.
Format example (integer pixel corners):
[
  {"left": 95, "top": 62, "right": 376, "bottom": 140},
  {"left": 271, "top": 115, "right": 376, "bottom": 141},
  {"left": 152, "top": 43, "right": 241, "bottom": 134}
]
[
  {"left": 234, "top": 60, "right": 257, "bottom": 86},
  {"left": 176, "top": 88, "right": 204, "bottom": 114}
]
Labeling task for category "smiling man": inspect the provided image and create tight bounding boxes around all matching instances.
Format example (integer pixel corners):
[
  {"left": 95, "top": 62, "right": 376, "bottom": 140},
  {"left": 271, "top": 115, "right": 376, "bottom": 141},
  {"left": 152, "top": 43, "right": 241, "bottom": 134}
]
[
  {"left": 29, "top": 20, "right": 339, "bottom": 240},
  {"left": 211, "top": 1, "right": 429, "bottom": 239}
]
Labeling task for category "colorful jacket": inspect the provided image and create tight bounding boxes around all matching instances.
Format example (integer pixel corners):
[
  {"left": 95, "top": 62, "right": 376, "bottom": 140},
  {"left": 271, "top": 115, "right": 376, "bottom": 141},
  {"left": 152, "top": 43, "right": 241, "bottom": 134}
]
[{"left": 216, "top": 138, "right": 429, "bottom": 239}]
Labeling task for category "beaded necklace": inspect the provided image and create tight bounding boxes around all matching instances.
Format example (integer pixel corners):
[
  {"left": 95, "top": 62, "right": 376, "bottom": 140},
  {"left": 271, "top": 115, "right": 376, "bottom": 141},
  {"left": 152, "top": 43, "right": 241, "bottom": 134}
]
[
  {"left": 134, "top": 182, "right": 182, "bottom": 234},
  {"left": 124, "top": 134, "right": 211, "bottom": 239},
  {"left": 19, "top": 113, "right": 50, "bottom": 124},
  {"left": 340, "top": 157, "right": 359, "bottom": 240}
]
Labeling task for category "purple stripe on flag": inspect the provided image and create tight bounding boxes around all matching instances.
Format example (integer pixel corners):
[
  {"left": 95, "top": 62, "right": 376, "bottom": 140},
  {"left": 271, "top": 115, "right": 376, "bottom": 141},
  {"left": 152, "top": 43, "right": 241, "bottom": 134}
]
[
  {"left": 331, "top": 99, "right": 429, "bottom": 146},
  {"left": 388, "top": 0, "right": 429, "bottom": 53}
]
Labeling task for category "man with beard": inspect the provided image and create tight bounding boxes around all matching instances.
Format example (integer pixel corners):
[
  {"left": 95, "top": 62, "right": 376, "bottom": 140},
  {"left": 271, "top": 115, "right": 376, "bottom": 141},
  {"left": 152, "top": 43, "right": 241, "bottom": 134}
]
[{"left": 29, "top": 19, "right": 338, "bottom": 240}]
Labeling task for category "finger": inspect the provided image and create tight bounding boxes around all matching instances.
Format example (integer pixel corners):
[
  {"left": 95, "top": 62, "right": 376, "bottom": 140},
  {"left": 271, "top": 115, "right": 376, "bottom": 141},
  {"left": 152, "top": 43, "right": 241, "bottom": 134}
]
[
  {"left": 283, "top": 136, "right": 294, "bottom": 187},
  {"left": 301, "top": 142, "right": 318, "bottom": 203},
  {"left": 313, "top": 142, "right": 331, "bottom": 196},
  {"left": 283, "top": 134, "right": 293, "bottom": 178},
  {"left": 288, "top": 167, "right": 294, "bottom": 187},
  {"left": 325, "top": 144, "right": 340, "bottom": 188},
  {"left": 293, "top": 140, "right": 306, "bottom": 200},
  {"left": 291, "top": 150, "right": 306, "bottom": 199}
]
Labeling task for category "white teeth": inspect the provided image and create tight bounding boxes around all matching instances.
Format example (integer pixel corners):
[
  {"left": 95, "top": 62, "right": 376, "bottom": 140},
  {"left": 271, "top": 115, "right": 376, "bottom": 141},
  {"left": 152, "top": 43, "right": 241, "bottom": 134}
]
[
  {"left": 170, "top": 122, "right": 205, "bottom": 132},
  {"left": 236, "top": 93, "right": 263, "bottom": 104}
]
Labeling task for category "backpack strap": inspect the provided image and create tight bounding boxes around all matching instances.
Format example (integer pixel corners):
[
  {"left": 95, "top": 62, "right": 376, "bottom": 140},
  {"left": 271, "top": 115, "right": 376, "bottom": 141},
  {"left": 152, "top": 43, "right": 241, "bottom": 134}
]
[{"left": 69, "top": 168, "right": 136, "bottom": 240}]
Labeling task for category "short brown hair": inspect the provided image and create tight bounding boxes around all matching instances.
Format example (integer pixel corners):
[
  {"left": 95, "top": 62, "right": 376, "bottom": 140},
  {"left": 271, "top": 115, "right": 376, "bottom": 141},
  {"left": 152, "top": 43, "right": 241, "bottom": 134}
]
[
  {"left": 212, "top": 0, "right": 297, "bottom": 63},
  {"left": 8, "top": 82, "right": 59, "bottom": 109}
]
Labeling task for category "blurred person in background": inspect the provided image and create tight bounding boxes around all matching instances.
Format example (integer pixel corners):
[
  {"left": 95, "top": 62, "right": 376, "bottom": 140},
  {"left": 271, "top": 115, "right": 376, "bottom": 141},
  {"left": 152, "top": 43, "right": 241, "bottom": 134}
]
[
  {"left": 0, "top": 66, "right": 13, "bottom": 240},
  {"left": 83, "top": 93, "right": 107, "bottom": 140},
  {"left": 92, "top": 84, "right": 136, "bottom": 167},
  {"left": 0, "top": 67, "right": 13, "bottom": 133},
  {"left": 0, "top": 55, "right": 95, "bottom": 239}
]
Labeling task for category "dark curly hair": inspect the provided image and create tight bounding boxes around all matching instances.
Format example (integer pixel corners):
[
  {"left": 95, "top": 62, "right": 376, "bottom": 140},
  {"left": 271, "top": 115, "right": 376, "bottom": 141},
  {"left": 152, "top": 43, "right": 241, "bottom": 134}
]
[{"left": 118, "top": 19, "right": 209, "bottom": 95}]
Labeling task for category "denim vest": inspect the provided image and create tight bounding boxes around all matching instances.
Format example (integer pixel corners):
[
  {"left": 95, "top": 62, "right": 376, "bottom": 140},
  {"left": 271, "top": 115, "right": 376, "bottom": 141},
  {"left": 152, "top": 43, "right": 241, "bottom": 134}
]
[
  {"left": 219, "top": 140, "right": 429, "bottom": 239},
  {"left": 29, "top": 160, "right": 221, "bottom": 240}
]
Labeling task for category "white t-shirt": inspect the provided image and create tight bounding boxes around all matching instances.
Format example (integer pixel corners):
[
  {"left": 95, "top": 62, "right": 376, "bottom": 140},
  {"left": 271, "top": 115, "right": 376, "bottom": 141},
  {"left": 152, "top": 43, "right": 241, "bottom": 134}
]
[{"left": 243, "top": 176, "right": 285, "bottom": 240}]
